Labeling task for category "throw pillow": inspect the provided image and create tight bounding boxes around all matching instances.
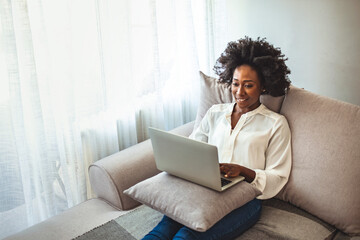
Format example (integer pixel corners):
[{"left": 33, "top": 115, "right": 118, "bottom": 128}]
[
  {"left": 193, "top": 71, "right": 233, "bottom": 131},
  {"left": 124, "top": 172, "right": 261, "bottom": 232}
]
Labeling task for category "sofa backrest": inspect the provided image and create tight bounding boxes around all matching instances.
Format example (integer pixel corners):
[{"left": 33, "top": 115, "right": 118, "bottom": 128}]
[{"left": 277, "top": 86, "right": 360, "bottom": 236}]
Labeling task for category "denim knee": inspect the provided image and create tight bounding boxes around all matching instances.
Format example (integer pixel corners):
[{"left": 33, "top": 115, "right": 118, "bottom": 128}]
[
  {"left": 173, "top": 227, "right": 199, "bottom": 240},
  {"left": 219, "top": 199, "right": 262, "bottom": 240},
  {"left": 142, "top": 215, "right": 183, "bottom": 240}
]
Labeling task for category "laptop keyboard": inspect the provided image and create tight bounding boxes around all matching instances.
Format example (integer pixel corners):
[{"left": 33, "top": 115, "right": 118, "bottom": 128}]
[{"left": 221, "top": 178, "right": 232, "bottom": 187}]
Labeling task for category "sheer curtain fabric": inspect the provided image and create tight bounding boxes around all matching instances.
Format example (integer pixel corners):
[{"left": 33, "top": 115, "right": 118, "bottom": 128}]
[{"left": 0, "top": 0, "right": 228, "bottom": 238}]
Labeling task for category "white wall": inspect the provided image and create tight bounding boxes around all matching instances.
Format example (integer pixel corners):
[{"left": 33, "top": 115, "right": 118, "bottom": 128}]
[{"left": 225, "top": 0, "right": 360, "bottom": 105}]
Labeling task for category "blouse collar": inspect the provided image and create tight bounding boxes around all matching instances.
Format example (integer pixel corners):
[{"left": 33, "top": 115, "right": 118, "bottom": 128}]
[{"left": 225, "top": 102, "right": 266, "bottom": 119}]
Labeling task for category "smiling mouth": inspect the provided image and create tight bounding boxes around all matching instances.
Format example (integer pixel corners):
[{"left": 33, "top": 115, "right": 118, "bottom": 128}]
[{"left": 236, "top": 98, "right": 248, "bottom": 102}]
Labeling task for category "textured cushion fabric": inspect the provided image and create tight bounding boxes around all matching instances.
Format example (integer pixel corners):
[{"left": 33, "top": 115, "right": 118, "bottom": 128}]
[
  {"left": 237, "top": 199, "right": 337, "bottom": 240},
  {"left": 89, "top": 139, "right": 160, "bottom": 211},
  {"left": 4, "top": 199, "right": 126, "bottom": 240},
  {"left": 193, "top": 71, "right": 233, "bottom": 131},
  {"left": 277, "top": 86, "right": 360, "bottom": 236},
  {"left": 115, "top": 205, "right": 163, "bottom": 239},
  {"left": 124, "top": 172, "right": 261, "bottom": 232},
  {"left": 259, "top": 93, "right": 285, "bottom": 113},
  {"left": 72, "top": 221, "right": 136, "bottom": 240},
  {"left": 193, "top": 71, "right": 285, "bottom": 131}
]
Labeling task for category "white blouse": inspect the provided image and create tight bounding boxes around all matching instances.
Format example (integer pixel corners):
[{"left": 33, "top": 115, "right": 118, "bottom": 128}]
[{"left": 189, "top": 103, "right": 292, "bottom": 199}]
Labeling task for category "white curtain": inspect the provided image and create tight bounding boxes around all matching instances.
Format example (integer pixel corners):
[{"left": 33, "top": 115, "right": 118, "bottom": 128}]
[{"left": 0, "top": 0, "right": 228, "bottom": 238}]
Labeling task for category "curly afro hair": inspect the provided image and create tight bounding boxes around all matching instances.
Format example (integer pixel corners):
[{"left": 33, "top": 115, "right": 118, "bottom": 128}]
[{"left": 214, "top": 37, "right": 291, "bottom": 96}]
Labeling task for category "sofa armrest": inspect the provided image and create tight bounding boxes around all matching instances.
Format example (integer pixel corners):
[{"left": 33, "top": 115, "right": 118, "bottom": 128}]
[{"left": 89, "top": 121, "right": 195, "bottom": 210}]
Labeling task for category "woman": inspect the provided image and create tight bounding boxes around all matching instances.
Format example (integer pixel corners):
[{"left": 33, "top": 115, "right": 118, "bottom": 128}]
[{"left": 143, "top": 37, "right": 292, "bottom": 240}]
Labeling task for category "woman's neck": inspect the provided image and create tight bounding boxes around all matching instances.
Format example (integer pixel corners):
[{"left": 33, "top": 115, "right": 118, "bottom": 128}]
[{"left": 233, "top": 101, "right": 261, "bottom": 114}]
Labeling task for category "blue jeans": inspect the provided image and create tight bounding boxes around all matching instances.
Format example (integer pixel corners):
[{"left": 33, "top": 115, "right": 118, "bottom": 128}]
[{"left": 142, "top": 198, "right": 261, "bottom": 240}]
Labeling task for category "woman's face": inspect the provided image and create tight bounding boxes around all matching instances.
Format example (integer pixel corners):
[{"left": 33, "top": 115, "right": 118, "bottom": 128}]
[{"left": 231, "top": 65, "right": 263, "bottom": 113}]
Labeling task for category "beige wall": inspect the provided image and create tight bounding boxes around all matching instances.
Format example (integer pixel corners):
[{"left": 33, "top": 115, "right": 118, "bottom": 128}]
[{"left": 225, "top": 0, "right": 360, "bottom": 105}]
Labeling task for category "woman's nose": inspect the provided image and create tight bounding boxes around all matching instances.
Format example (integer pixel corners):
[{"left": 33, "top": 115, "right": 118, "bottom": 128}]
[{"left": 237, "top": 86, "right": 245, "bottom": 95}]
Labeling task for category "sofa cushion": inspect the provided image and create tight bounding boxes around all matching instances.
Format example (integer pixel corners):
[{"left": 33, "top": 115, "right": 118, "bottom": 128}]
[
  {"left": 3, "top": 199, "right": 126, "bottom": 240},
  {"left": 277, "top": 86, "right": 360, "bottom": 236},
  {"left": 124, "top": 172, "right": 261, "bottom": 232},
  {"left": 193, "top": 71, "right": 285, "bottom": 131},
  {"left": 237, "top": 198, "right": 337, "bottom": 240}
]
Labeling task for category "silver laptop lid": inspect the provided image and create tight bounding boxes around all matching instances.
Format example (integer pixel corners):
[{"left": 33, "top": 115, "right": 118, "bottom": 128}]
[{"left": 148, "top": 127, "right": 223, "bottom": 191}]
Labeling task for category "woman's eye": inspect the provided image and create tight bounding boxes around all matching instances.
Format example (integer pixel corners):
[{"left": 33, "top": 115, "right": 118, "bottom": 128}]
[
  {"left": 232, "top": 82, "right": 239, "bottom": 86},
  {"left": 245, "top": 84, "right": 253, "bottom": 88}
]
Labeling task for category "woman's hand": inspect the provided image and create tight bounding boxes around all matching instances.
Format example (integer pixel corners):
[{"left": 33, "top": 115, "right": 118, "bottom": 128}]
[
  {"left": 220, "top": 163, "right": 242, "bottom": 178},
  {"left": 220, "top": 163, "right": 256, "bottom": 183}
]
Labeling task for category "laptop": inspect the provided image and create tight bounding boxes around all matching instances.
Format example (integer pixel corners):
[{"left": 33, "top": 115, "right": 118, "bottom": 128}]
[{"left": 148, "top": 127, "right": 245, "bottom": 191}]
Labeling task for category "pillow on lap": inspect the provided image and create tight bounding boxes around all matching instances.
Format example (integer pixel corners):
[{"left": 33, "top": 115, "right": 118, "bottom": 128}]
[{"left": 124, "top": 172, "right": 261, "bottom": 232}]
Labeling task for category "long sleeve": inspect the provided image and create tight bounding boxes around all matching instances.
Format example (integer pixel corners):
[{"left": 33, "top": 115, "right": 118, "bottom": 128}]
[{"left": 250, "top": 116, "right": 292, "bottom": 199}]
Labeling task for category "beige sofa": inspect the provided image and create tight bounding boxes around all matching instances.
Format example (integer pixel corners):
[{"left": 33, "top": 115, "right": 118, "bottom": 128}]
[{"left": 5, "top": 85, "right": 360, "bottom": 240}]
